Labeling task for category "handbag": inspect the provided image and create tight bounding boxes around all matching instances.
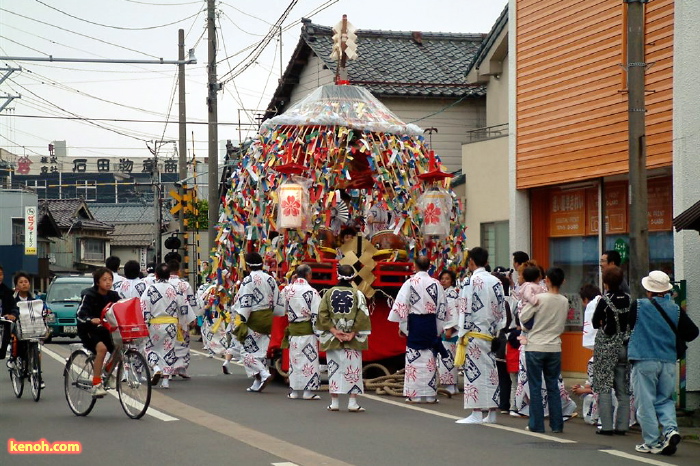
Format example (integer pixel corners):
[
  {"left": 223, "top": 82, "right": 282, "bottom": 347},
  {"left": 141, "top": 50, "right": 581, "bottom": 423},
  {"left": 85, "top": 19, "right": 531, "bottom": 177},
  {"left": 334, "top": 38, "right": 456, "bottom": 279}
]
[{"left": 649, "top": 298, "right": 687, "bottom": 360}]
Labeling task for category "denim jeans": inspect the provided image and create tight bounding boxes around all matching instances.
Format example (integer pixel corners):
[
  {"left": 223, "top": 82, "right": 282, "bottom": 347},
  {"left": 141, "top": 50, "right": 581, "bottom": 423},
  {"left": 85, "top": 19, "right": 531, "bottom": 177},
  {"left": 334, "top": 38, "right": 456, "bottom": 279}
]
[
  {"left": 525, "top": 351, "right": 563, "bottom": 433},
  {"left": 631, "top": 360, "right": 677, "bottom": 446}
]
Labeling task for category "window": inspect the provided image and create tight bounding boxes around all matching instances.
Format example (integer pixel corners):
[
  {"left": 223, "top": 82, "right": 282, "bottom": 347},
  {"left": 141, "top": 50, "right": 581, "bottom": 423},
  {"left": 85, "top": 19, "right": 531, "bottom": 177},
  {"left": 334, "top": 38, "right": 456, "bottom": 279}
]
[
  {"left": 76, "top": 180, "right": 96, "bottom": 201},
  {"left": 25, "top": 179, "right": 47, "bottom": 196},
  {"left": 12, "top": 218, "right": 24, "bottom": 245},
  {"left": 82, "top": 238, "right": 105, "bottom": 262},
  {"left": 480, "top": 221, "right": 509, "bottom": 269}
]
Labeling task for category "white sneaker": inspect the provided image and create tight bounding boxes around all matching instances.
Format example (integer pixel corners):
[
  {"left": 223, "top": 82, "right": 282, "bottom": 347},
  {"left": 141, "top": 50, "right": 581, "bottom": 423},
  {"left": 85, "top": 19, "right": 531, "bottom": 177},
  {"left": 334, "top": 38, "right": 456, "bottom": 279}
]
[{"left": 91, "top": 383, "right": 107, "bottom": 397}]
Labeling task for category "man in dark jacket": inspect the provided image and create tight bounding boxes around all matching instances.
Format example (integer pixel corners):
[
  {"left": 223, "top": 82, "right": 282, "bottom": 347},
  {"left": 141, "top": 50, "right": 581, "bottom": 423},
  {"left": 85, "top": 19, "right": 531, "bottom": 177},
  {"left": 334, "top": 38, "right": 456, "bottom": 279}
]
[{"left": 76, "top": 267, "right": 120, "bottom": 397}]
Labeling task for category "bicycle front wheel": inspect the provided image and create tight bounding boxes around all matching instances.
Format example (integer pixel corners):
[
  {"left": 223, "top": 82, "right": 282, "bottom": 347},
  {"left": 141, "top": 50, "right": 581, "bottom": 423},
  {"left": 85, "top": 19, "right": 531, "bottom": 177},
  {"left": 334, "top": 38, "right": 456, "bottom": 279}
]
[
  {"left": 117, "top": 349, "right": 151, "bottom": 419},
  {"left": 28, "top": 342, "right": 42, "bottom": 402},
  {"left": 64, "top": 350, "right": 96, "bottom": 416},
  {"left": 10, "top": 354, "right": 24, "bottom": 398}
]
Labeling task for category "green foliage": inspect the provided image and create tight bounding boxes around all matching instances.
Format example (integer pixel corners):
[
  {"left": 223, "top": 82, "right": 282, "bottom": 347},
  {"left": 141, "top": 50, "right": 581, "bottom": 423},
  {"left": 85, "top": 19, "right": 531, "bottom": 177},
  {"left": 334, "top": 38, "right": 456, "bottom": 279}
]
[{"left": 184, "top": 199, "right": 208, "bottom": 230}]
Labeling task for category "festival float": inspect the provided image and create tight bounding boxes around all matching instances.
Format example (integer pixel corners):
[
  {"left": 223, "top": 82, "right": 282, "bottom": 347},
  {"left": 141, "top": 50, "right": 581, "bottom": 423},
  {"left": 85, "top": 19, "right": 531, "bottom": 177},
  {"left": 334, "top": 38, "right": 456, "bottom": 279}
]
[{"left": 200, "top": 17, "right": 468, "bottom": 378}]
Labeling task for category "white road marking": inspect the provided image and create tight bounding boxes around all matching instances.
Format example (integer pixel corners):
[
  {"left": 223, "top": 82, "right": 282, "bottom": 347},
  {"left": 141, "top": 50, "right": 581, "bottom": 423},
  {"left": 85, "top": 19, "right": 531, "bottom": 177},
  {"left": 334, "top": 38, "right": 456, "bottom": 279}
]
[
  {"left": 42, "top": 345, "right": 179, "bottom": 422},
  {"left": 190, "top": 348, "right": 244, "bottom": 367},
  {"left": 602, "top": 450, "right": 677, "bottom": 466},
  {"left": 271, "top": 463, "right": 300, "bottom": 466}
]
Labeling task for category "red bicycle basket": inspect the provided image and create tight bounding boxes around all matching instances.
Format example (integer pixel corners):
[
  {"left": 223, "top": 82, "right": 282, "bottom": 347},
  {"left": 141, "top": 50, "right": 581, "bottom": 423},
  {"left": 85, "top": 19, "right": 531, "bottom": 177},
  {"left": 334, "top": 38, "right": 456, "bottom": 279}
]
[{"left": 102, "top": 298, "right": 149, "bottom": 342}]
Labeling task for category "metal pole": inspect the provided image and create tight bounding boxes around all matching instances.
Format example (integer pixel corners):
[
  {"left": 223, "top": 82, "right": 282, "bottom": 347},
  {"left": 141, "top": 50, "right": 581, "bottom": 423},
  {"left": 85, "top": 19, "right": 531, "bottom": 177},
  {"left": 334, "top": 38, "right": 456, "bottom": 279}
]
[
  {"left": 625, "top": 0, "right": 649, "bottom": 298},
  {"left": 178, "top": 28, "right": 191, "bottom": 285},
  {"left": 154, "top": 151, "right": 161, "bottom": 264},
  {"left": 207, "top": 0, "right": 219, "bottom": 251}
]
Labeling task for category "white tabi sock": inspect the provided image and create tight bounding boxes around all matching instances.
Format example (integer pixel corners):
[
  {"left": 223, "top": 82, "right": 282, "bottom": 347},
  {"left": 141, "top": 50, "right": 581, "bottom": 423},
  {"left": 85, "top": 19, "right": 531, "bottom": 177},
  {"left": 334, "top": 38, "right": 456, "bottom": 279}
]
[
  {"left": 348, "top": 398, "right": 360, "bottom": 410},
  {"left": 303, "top": 390, "right": 314, "bottom": 399},
  {"left": 222, "top": 360, "right": 229, "bottom": 368},
  {"left": 483, "top": 410, "right": 497, "bottom": 424},
  {"left": 455, "top": 411, "right": 484, "bottom": 424},
  {"left": 329, "top": 397, "right": 340, "bottom": 410},
  {"left": 249, "top": 379, "right": 262, "bottom": 391}
]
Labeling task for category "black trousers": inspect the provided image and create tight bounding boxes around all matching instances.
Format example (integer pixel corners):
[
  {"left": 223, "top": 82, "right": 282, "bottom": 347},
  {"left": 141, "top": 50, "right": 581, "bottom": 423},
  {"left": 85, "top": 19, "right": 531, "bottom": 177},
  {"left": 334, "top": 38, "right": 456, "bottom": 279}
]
[{"left": 497, "top": 360, "right": 511, "bottom": 411}]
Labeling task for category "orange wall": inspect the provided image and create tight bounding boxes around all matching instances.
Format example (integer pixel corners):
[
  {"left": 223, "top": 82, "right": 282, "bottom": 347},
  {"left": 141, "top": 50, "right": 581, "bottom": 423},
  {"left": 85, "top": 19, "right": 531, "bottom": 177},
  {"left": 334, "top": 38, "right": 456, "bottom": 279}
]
[{"left": 516, "top": 0, "right": 674, "bottom": 189}]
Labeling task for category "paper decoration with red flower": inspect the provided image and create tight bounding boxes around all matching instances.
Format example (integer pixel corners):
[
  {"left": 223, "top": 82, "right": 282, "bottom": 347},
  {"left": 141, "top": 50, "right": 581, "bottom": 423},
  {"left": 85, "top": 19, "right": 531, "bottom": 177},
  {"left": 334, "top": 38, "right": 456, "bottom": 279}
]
[
  {"left": 424, "top": 203, "right": 442, "bottom": 225},
  {"left": 282, "top": 195, "right": 301, "bottom": 217}
]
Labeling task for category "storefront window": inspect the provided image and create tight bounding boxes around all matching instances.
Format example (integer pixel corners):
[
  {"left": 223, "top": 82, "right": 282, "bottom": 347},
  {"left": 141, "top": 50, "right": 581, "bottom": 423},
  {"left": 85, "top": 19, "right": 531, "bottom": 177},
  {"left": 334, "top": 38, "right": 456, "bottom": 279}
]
[{"left": 549, "top": 231, "right": 674, "bottom": 328}]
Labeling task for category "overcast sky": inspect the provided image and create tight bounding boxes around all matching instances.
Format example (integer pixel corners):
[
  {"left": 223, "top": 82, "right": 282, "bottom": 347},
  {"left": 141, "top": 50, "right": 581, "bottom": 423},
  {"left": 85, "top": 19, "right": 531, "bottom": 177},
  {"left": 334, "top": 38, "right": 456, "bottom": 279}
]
[{"left": 0, "top": 0, "right": 507, "bottom": 165}]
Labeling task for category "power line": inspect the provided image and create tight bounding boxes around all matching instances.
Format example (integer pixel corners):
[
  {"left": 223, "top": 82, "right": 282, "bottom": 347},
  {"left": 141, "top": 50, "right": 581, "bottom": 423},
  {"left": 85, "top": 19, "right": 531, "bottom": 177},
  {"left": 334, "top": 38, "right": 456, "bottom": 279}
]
[
  {"left": 34, "top": 0, "right": 205, "bottom": 31},
  {"left": 218, "top": 0, "right": 299, "bottom": 84},
  {"left": 123, "top": 0, "right": 203, "bottom": 6},
  {"left": 0, "top": 8, "right": 161, "bottom": 59},
  {"left": 0, "top": 113, "right": 258, "bottom": 126}
]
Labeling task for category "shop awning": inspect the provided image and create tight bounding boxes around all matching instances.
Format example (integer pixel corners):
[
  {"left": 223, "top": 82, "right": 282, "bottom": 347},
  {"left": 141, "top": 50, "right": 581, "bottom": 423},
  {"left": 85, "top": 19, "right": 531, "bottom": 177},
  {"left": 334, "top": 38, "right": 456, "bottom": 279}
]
[{"left": 673, "top": 199, "right": 700, "bottom": 233}]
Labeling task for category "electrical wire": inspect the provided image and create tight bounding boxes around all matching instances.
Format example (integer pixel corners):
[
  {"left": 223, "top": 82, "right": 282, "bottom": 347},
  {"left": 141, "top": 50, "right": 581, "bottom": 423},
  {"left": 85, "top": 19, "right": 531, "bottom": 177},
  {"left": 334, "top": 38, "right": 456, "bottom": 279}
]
[
  {"left": 122, "top": 0, "right": 203, "bottom": 6},
  {"left": 0, "top": 8, "right": 162, "bottom": 59},
  {"left": 34, "top": 0, "right": 205, "bottom": 31},
  {"left": 0, "top": 114, "right": 258, "bottom": 126},
  {"left": 0, "top": 133, "right": 43, "bottom": 156},
  {"left": 218, "top": 0, "right": 299, "bottom": 84},
  {"left": 0, "top": 35, "right": 48, "bottom": 56},
  {"left": 219, "top": 2, "right": 273, "bottom": 26},
  {"left": 220, "top": 11, "right": 266, "bottom": 37}
]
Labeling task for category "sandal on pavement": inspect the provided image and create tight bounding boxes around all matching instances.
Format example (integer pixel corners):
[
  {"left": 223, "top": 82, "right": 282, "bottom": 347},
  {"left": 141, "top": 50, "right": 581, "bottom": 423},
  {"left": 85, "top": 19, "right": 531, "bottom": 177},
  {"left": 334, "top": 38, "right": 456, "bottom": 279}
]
[
  {"left": 287, "top": 393, "right": 299, "bottom": 399},
  {"left": 302, "top": 394, "right": 321, "bottom": 400},
  {"left": 327, "top": 405, "right": 339, "bottom": 411},
  {"left": 348, "top": 406, "right": 366, "bottom": 413}
]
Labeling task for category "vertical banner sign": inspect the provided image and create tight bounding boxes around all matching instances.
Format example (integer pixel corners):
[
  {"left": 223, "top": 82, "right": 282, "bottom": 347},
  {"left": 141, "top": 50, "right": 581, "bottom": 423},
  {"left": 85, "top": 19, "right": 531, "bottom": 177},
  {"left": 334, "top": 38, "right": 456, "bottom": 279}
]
[
  {"left": 25, "top": 206, "right": 37, "bottom": 255},
  {"left": 139, "top": 247, "right": 148, "bottom": 270}
]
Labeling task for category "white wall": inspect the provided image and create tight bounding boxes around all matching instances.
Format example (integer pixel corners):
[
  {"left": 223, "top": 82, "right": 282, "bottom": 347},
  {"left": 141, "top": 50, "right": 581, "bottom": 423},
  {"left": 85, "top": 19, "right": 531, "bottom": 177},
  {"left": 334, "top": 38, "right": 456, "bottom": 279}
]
[
  {"left": 508, "top": 0, "right": 531, "bottom": 257},
  {"left": 673, "top": 0, "right": 700, "bottom": 403},
  {"left": 382, "top": 97, "right": 485, "bottom": 174},
  {"left": 289, "top": 54, "right": 335, "bottom": 105},
  {"left": 0, "top": 190, "right": 38, "bottom": 245},
  {"left": 462, "top": 136, "right": 509, "bottom": 247}
]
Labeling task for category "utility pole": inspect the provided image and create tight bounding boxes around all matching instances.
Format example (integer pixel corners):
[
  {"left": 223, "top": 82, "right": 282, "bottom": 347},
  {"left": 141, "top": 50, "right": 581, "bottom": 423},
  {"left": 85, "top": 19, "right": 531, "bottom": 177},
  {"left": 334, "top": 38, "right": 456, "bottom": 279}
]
[
  {"left": 178, "top": 28, "right": 191, "bottom": 285},
  {"left": 207, "top": 0, "right": 219, "bottom": 251},
  {"left": 625, "top": 0, "right": 649, "bottom": 298}
]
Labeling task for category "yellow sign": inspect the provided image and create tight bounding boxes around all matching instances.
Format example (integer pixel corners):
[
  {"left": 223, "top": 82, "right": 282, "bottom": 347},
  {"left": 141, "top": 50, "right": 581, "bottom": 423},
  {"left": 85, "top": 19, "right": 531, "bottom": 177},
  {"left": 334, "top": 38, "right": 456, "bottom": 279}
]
[{"left": 169, "top": 189, "right": 192, "bottom": 214}]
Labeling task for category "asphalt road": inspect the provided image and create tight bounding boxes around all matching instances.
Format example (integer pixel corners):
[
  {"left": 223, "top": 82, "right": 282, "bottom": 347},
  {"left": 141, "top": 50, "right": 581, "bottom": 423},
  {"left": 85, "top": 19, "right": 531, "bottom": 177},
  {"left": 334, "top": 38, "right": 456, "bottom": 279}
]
[{"left": 1, "top": 338, "right": 698, "bottom": 466}]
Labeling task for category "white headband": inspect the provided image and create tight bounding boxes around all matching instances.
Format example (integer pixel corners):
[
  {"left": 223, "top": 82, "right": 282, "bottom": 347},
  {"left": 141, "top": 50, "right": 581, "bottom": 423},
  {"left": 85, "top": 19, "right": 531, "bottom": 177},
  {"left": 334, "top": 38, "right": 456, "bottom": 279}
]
[
  {"left": 338, "top": 273, "right": 355, "bottom": 280},
  {"left": 246, "top": 262, "right": 263, "bottom": 267}
]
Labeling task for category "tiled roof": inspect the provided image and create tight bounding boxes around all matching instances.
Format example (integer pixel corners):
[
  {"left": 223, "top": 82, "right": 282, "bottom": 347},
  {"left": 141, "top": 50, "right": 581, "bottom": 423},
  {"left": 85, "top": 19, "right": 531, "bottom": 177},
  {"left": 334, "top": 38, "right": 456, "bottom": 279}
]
[
  {"left": 303, "top": 20, "right": 485, "bottom": 97},
  {"left": 466, "top": 4, "right": 508, "bottom": 77},
  {"left": 110, "top": 223, "right": 154, "bottom": 247},
  {"left": 265, "top": 20, "right": 487, "bottom": 119},
  {"left": 90, "top": 203, "right": 172, "bottom": 224},
  {"left": 40, "top": 198, "right": 112, "bottom": 231}
]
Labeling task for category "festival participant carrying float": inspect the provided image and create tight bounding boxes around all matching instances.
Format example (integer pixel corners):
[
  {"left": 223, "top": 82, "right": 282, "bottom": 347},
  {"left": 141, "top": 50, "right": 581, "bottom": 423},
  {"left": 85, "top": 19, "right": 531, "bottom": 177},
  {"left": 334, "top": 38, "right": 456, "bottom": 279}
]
[{"left": 201, "top": 81, "right": 468, "bottom": 383}]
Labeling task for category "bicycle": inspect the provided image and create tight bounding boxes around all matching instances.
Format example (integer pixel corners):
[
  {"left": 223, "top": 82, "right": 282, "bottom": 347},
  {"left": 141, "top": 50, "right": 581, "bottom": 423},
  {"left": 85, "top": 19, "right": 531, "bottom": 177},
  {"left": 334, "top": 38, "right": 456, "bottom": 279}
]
[
  {"left": 2, "top": 316, "right": 45, "bottom": 402},
  {"left": 63, "top": 298, "right": 152, "bottom": 419}
]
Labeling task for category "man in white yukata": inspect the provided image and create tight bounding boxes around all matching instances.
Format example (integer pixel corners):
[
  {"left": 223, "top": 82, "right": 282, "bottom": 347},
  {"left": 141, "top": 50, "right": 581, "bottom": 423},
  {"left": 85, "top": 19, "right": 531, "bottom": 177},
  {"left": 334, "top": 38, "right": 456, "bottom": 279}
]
[
  {"left": 389, "top": 256, "right": 448, "bottom": 404},
  {"left": 456, "top": 246, "right": 506, "bottom": 424},
  {"left": 232, "top": 252, "right": 284, "bottom": 392},
  {"left": 141, "top": 264, "right": 191, "bottom": 389},
  {"left": 106, "top": 256, "right": 124, "bottom": 292},
  {"left": 281, "top": 264, "right": 322, "bottom": 400},
  {"left": 167, "top": 259, "right": 201, "bottom": 379},
  {"left": 116, "top": 260, "right": 147, "bottom": 299}
]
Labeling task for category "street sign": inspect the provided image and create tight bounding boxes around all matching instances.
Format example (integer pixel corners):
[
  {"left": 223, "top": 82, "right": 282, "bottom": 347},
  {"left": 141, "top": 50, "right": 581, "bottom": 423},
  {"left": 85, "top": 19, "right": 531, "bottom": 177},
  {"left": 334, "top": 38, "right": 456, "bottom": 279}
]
[{"left": 169, "top": 189, "right": 192, "bottom": 215}]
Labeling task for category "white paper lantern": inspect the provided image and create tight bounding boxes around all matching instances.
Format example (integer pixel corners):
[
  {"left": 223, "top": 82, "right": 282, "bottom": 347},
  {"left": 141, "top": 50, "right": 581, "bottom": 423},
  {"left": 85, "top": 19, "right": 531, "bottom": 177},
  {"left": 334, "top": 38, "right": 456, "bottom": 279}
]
[
  {"left": 278, "top": 182, "right": 305, "bottom": 229},
  {"left": 419, "top": 189, "right": 452, "bottom": 237}
]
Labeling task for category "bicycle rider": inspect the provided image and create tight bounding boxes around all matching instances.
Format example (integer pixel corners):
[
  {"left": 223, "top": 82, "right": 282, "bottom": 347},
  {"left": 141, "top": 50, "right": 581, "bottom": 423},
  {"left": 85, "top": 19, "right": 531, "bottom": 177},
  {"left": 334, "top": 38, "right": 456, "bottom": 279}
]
[
  {"left": 11, "top": 271, "right": 48, "bottom": 388},
  {"left": 76, "top": 267, "right": 120, "bottom": 397},
  {"left": 0, "top": 265, "right": 19, "bottom": 361}
]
